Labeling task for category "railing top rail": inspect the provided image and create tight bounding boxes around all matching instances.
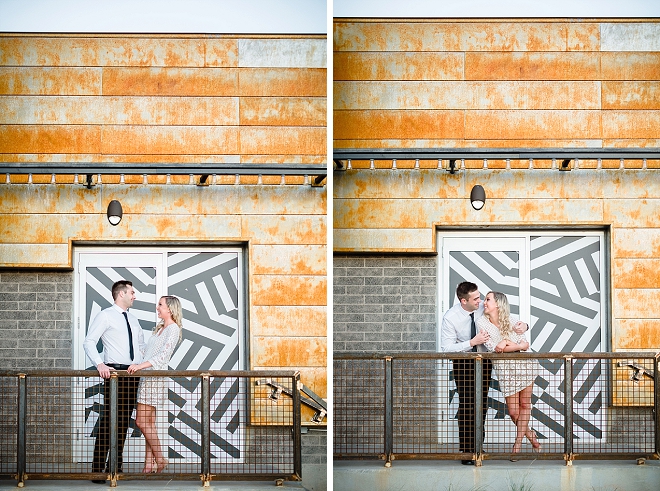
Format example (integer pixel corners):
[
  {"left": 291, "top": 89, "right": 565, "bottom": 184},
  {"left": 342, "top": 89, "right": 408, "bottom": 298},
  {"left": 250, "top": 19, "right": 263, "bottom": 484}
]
[
  {"left": 333, "top": 351, "right": 659, "bottom": 360},
  {"left": 0, "top": 369, "right": 299, "bottom": 377}
]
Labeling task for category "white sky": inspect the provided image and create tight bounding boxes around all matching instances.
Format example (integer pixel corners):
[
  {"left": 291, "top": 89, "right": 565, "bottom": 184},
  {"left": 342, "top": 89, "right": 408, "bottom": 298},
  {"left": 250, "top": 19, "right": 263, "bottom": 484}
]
[
  {"left": 1, "top": 1, "right": 658, "bottom": 34},
  {"left": 0, "top": 0, "right": 328, "bottom": 34},
  {"left": 335, "top": 0, "right": 660, "bottom": 18}
]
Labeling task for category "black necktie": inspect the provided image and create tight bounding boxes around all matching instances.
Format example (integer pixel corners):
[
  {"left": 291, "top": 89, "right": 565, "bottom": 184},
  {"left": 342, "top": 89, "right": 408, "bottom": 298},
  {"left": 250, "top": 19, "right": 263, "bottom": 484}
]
[
  {"left": 470, "top": 312, "right": 477, "bottom": 352},
  {"left": 122, "top": 311, "right": 134, "bottom": 361}
]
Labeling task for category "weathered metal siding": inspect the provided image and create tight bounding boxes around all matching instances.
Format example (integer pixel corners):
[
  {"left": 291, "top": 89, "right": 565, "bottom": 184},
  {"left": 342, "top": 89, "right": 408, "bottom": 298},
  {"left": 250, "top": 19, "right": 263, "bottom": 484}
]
[
  {"left": 0, "top": 34, "right": 327, "bottom": 405},
  {"left": 333, "top": 19, "right": 660, "bottom": 353}
]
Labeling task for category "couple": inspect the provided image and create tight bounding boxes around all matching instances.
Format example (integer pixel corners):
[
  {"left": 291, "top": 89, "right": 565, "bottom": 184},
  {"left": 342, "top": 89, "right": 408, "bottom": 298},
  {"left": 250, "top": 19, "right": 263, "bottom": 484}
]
[
  {"left": 441, "top": 281, "right": 540, "bottom": 464},
  {"left": 83, "top": 280, "right": 182, "bottom": 483}
]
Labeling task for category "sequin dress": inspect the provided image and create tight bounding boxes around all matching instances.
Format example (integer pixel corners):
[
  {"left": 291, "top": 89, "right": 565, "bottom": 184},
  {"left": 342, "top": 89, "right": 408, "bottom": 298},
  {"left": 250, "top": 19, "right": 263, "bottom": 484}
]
[
  {"left": 476, "top": 316, "right": 539, "bottom": 397},
  {"left": 136, "top": 323, "right": 180, "bottom": 407}
]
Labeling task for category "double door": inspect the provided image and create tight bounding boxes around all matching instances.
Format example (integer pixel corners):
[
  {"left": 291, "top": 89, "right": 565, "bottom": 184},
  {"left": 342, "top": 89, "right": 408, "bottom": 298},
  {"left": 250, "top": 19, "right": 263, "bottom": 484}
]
[
  {"left": 72, "top": 248, "right": 244, "bottom": 463},
  {"left": 438, "top": 232, "right": 606, "bottom": 443}
]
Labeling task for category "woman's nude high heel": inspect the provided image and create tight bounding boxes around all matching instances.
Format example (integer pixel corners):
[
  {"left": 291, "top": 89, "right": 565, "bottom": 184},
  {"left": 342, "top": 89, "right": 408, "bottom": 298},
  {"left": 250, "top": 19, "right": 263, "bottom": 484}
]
[
  {"left": 510, "top": 437, "right": 523, "bottom": 462},
  {"left": 156, "top": 459, "right": 169, "bottom": 473},
  {"left": 526, "top": 429, "right": 541, "bottom": 452}
]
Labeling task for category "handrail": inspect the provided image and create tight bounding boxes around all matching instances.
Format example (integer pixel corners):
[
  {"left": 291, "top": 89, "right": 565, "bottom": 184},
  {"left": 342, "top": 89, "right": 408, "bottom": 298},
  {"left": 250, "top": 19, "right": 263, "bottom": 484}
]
[
  {"left": 0, "top": 370, "right": 302, "bottom": 486},
  {"left": 333, "top": 352, "right": 659, "bottom": 467}
]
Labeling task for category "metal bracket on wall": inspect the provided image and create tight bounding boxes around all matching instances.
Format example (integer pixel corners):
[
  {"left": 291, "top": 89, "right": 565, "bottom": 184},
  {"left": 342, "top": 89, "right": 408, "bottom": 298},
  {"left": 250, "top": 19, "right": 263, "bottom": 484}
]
[
  {"left": 256, "top": 378, "right": 327, "bottom": 423},
  {"left": 617, "top": 361, "right": 655, "bottom": 382}
]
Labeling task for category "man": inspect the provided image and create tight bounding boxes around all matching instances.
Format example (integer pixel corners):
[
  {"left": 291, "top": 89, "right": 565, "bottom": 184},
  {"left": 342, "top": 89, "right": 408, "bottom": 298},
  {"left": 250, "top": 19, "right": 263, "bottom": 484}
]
[
  {"left": 440, "top": 281, "right": 528, "bottom": 465},
  {"left": 83, "top": 280, "right": 145, "bottom": 483}
]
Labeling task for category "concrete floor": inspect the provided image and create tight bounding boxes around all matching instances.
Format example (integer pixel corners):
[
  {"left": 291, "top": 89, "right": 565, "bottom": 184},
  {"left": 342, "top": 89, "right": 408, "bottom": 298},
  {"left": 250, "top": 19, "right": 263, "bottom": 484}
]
[
  {"left": 333, "top": 459, "right": 660, "bottom": 491},
  {"left": 0, "top": 464, "right": 326, "bottom": 491}
]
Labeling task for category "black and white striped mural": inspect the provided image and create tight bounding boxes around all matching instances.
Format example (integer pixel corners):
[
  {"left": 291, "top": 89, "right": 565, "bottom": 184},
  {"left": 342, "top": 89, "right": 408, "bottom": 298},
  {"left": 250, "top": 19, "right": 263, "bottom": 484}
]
[
  {"left": 441, "top": 234, "right": 604, "bottom": 443},
  {"left": 75, "top": 250, "right": 243, "bottom": 463},
  {"left": 529, "top": 236, "right": 603, "bottom": 441}
]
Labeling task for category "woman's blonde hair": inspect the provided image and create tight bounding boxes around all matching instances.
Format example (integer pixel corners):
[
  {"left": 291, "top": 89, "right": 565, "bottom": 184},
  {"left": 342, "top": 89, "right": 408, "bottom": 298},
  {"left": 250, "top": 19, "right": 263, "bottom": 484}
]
[
  {"left": 486, "top": 291, "right": 513, "bottom": 338},
  {"left": 157, "top": 295, "right": 183, "bottom": 343}
]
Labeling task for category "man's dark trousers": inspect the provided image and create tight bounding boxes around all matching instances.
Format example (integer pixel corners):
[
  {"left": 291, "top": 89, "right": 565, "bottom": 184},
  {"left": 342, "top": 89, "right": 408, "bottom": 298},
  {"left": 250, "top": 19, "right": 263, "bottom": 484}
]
[
  {"left": 93, "top": 369, "right": 139, "bottom": 473},
  {"left": 453, "top": 358, "right": 492, "bottom": 454}
]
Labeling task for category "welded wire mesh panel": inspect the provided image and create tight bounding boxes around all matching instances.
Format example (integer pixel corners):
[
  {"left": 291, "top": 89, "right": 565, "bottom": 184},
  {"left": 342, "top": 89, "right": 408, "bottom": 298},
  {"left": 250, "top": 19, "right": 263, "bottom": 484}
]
[
  {"left": 579, "top": 357, "right": 655, "bottom": 455},
  {"left": 392, "top": 358, "right": 445, "bottom": 453},
  {"left": 333, "top": 359, "right": 385, "bottom": 457},
  {"left": 25, "top": 375, "right": 79, "bottom": 473},
  {"left": 211, "top": 375, "right": 295, "bottom": 476},
  {"left": 0, "top": 375, "right": 18, "bottom": 475},
  {"left": 485, "top": 356, "right": 564, "bottom": 458}
]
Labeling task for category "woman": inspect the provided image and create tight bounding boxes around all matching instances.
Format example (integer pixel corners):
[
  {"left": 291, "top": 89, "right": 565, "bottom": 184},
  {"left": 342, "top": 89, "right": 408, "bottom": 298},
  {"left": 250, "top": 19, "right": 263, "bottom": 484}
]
[
  {"left": 476, "top": 291, "right": 541, "bottom": 459},
  {"left": 127, "top": 295, "right": 182, "bottom": 473}
]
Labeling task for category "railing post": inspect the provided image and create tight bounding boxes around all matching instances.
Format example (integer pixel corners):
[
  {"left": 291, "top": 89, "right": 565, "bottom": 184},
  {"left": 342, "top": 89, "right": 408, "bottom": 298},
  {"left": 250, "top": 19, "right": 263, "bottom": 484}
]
[
  {"left": 474, "top": 355, "right": 483, "bottom": 466},
  {"left": 384, "top": 356, "right": 393, "bottom": 467},
  {"left": 108, "top": 373, "right": 118, "bottom": 486},
  {"left": 292, "top": 373, "right": 302, "bottom": 481},
  {"left": 654, "top": 354, "right": 660, "bottom": 459},
  {"left": 16, "top": 374, "right": 26, "bottom": 488},
  {"left": 201, "top": 373, "right": 211, "bottom": 486},
  {"left": 563, "top": 355, "right": 573, "bottom": 466}
]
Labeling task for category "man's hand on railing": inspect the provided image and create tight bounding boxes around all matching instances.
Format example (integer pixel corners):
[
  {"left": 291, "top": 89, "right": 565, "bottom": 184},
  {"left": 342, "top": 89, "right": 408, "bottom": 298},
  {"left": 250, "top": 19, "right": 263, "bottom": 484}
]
[{"left": 96, "top": 362, "right": 114, "bottom": 379}]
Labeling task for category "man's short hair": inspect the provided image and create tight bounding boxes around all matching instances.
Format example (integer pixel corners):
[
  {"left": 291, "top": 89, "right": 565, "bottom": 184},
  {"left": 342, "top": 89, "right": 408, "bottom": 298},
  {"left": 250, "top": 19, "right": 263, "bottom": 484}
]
[
  {"left": 456, "top": 281, "right": 478, "bottom": 301},
  {"left": 111, "top": 280, "right": 133, "bottom": 300}
]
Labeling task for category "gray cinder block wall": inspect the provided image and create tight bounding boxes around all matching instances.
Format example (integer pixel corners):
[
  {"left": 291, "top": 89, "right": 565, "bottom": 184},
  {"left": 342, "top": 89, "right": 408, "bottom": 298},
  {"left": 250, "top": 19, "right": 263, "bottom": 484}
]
[
  {"left": 0, "top": 271, "right": 73, "bottom": 369},
  {"left": 333, "top": 256, "right": 437, "bottom": 352},
  {"left": 333, "top": 256, "right": 439, "bottom": 453}
]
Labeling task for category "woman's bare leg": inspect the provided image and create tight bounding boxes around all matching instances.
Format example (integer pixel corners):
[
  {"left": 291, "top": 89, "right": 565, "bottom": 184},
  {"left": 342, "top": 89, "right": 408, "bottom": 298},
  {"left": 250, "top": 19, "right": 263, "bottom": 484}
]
[
  {"left": 135, "top": 403, "right": 166, "bottom": 470},
  {"left": 516, "top": 385, "right": 533, "bottom": 449}
]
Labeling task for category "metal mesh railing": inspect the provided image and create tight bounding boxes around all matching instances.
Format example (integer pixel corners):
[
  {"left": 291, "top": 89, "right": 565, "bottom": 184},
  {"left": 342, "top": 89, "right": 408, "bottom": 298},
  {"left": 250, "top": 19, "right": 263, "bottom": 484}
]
[
  {"left": 334, "top": 352, "right": 659, "bottom": 465},
  {"left": 0, "top": 370, "right": 301, "bottom": 486}
]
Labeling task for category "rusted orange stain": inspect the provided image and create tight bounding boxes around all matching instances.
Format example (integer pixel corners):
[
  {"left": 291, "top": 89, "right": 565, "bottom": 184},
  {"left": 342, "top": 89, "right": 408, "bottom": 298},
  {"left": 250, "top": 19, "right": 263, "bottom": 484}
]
[{"left": 238, "top": 68, "right": 326, "bottom": 96}]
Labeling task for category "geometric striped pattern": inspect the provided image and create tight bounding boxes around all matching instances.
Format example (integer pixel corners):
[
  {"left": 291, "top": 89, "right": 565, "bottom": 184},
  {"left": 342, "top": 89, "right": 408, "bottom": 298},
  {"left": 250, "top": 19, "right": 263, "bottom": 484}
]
[
  {"left": 444, "top": 235, "right": 604, "bottom": 442},
  {"left": 166, "top": 252, "right": 242, "bottom": 462},
  {"left": 530, "top": 236, "right": 603, "bottom": 441},
  {"left": 77, "top": 251, "right": 243, "bottom": 462}
]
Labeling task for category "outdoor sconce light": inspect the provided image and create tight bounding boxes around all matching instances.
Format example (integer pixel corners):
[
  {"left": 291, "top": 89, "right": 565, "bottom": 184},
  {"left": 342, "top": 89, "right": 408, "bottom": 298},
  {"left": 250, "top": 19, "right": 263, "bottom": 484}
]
[
  {"left": 470, "top": 185, "right": 486, "bottom": 210},
  {"left": 107, "top": 200, "right": 123, "bottom": 225}
]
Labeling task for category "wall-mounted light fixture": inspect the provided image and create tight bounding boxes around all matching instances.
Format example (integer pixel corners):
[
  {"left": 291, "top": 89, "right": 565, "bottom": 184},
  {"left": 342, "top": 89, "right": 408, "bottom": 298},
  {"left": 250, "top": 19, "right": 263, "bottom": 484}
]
[
  {"left": 470, "top": 185, "right": 486, "bottom": 210},
  {"left": 107, "top": 200, "right": 123, "bottom": 225}
]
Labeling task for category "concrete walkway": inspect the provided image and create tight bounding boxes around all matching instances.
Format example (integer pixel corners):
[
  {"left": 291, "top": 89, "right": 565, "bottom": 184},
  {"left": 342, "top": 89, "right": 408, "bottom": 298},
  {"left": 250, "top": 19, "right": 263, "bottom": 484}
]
[
  {"left": 334, "top": 459, "right": 660, "bottom": 491},
  {"left": 0, "top": 464, "right": 326, "bottom": 491}
]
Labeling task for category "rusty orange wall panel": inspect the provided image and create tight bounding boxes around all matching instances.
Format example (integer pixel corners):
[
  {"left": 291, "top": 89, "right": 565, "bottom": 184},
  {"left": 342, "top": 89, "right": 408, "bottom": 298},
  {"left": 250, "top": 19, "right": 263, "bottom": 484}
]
[
  {"left": 602, "top": 82, "right": 660, "bottom": 110},
  {"left": 0, "top": 125, "right": 101, "bottom": 153},
  {"left": 334, "top": 21, "right": 600, "bottom": 53},
  {"left": 238, "top": 68, "right": 326, "bottom": 97},
  {"left": 334, "top": 52, "right": 464, "bottom": 81},
  {"left": 239, "top": 97, "right": 326, "bottom": 126},
  {"left": 335, "top": 81, "right": 601, "bottom": 110},
  {"left": 465, "top": 52, "right": 601, "bottom": 81},
  {"left": 102, "top": 67, "right": 239, "bottom": 96},
  {"left": 334, "top": 110, "right": 464, "bottom": 140},
  {"left": 601, "top": 52, "right": 660, "bottom": 80},
  {"left": 465, "top": 110, "right": 601, "bottom": 140},
  {"left": 0, "top": 67, "right": 102, "bottom": 95},
  {"left": 0, "top": 96, "right": 240, "bottom": 126}
]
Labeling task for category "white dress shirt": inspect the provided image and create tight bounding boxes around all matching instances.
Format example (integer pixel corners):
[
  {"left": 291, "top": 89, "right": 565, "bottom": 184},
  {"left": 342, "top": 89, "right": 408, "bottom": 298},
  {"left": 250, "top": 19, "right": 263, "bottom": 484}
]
[
  {"left": 83, "top": 304, "right": 145, "bottom": 367},
  {"left": 440, "top": 303, "right": 485, "bottom": 352},
  {"left": 440, "top": 303, "right": 523, "bottom": 352}
]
